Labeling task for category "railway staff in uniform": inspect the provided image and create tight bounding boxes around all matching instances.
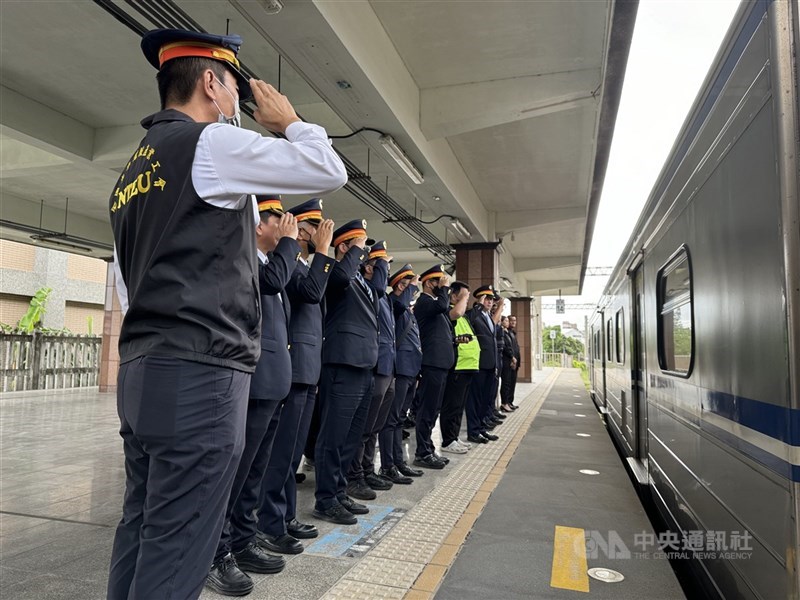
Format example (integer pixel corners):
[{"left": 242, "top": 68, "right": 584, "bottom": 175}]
[
  {"left": 313, "top": 220, "right": 378, "bottom": 525},
  {"left": 257, "top": 198, "right": 335, "bottom": 555},
  {"left": 500, "top": 315, "right": 521, "bottom": 411},
  {"left": 378, "top": 266, "right": 424, "bottom": 482},
  {"left": 107, "top": 28, "right": 346, "bottom": 600},
  {"left": 440, "top": 281, "right": 479, "bottom": 453},
  {"left": 207, "top": 197, "right": 300, "bottom": 597},
  {"left": 413, "top": 265, "right": 468, "bottom": 469},
  {"left": 466, "top": 286, "right": 503, "bottom": 444},
  {"left": 347, "top": 241, "right": 396, "bottom": 500}
]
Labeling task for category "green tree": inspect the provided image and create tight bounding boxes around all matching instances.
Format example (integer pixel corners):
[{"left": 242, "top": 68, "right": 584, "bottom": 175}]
[{"left": 543, "top": 325, "right": 585, "bottom": 356}]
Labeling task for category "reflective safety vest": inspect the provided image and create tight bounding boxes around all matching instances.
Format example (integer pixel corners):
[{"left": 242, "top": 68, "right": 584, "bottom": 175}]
[{"left": 454, "top": 315, "right": 480, "bottom": 371}]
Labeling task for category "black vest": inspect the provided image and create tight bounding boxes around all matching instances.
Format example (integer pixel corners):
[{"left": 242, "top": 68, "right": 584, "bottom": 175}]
[{"left": 110, "top": 109, "right": 260, "bottom": 372}]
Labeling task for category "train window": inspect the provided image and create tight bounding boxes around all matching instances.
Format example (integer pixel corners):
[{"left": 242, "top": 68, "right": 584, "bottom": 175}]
[
  {"left": 657, "top": 247, "right": 694, "bottom": 376},
  {"left": 606, "top": 319, "right": 613, "bottom": 362},
  {"left": 615, "top": 308, "right": 625, "bottom": 364}
]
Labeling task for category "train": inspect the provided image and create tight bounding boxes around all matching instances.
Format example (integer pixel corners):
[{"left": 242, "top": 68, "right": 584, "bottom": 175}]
[{"left": 588, "top": 1, "right": 799, "bottom": 598}]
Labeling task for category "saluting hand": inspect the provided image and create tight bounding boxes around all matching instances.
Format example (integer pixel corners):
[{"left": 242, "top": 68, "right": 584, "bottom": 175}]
[
  {"left": 350, "top": 235, "right": 368, "bottom": 250},
  {"left": 312, "top": 219, "right": 334, "bottom": 255},
  {"left": 277, "top": 212, "right": 298, "bottom": 240},
  {"left": 249, "top": 79, "right": 301, "bottom": 134},
  {"left": 440, "top": 274, "right": 451, "bottom": 287}
]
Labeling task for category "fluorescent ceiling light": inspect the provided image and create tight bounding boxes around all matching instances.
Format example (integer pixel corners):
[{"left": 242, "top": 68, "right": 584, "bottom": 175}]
[
  {"left": 379, "top": 134, "right": 424, "bottom": 184},
  {"left": 448, "top": 217, "right": 472, "bottom": 239},
  {"left": 500, "top": 277, "right": 513, "bottom": 288},
  {"left": 496, "top": 241, "right": 506, "bottom": 255}
]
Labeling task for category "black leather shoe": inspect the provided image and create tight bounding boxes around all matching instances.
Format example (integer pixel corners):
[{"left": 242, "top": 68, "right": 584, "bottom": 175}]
[
  {"left": 313, "top": 503, "right": 357, "bottom": 525},
  {"left": 340, "top": 495, "right": 369, "bottom": 514},
  {"left": 467, "top": 434, "right": 489, "bottom": 444},
  {"left": 396, "top": 462, "right": 424, "bottom": 477},
  {"left": 493, "top": 411, "right": 507, "bottom": 419},
  {"left": 346, "top": 478, "right": 377, "bottom": 500},
  {"left": 286, "top": 518, "right": 318, "bottom": 539},
  {"left": 509, "top": 404, "right": 519, "bottom": 410},
  {"left": 481, "top": 431, "right": 499, "bottom": 441},
  {"left": 433, "top": 453, "right": 450, "bottom": 465},
  {"left": 233, "top": 542, "right": 286, "bottom": 574},
  {"left": 403, "top": 415, "right": 416, "bottom": 428},
  {"left": 295, "top": 472, "right": 306, "bottom": 484},
  {"left": 413, "top": 454, "right": 445, "bottom": 469},
  {"left": 206, "top": 554, "right": 253, "bottom": 597},
  {"left": 365, "top": 472, "right": 393, "bottom": 490},
  {"left": 379, "top": 466, "right": 413, "bottom": 485},
  {"left": 483, "top": 421, "right": 497, "bottom": 430},
  {"left": 402, "top": 429, "right": 410, "bottom": 439},
  {"left": 257, "top": 532, "right": 304, "bottom": 555}
]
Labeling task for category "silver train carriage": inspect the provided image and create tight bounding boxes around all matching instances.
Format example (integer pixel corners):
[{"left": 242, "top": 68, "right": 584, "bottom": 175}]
[{"left": 588, "top": 1, "right": 799, "bottom": 598}]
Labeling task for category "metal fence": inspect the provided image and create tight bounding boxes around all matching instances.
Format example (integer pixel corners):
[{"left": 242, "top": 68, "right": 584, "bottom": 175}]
[
  {"left": 0, "top": 332, "right": 102, "bottom": 393},
  {"left": 542, "top": 352, "right": 583, "bottom": 368}
]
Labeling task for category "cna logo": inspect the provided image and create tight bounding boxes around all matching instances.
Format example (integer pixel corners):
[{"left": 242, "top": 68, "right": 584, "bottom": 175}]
[{"left": 582, "top": 530, "right": 631, "bottom": 559}]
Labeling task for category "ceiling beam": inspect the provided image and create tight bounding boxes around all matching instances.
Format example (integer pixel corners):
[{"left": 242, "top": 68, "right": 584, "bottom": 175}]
[
  {"left": 515, "top": 255, "right": 582, "bottom": 273},
  {"left": 495, "top": 206, "right": 585, "bottom": 233},
  {"left": 420, "top": 69, "right": 599, "bottom": 140},
  {"left": 92, "top": 124, "right": 144, "bottom": 167},
  {"left": 527, "top": 279, "right": 578, "bottom": 294},
  {"left": 0, "top": 86, "right": 93, "bottom": 162}
]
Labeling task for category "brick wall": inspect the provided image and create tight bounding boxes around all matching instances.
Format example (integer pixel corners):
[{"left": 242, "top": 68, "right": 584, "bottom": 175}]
[
  {"left": 0, "top": 293, "right": 31, "bottom": 327},
  {"left": 64, "top": 301, "right": 106, "bottom": 335},
  {"left": 0, "top": 240, "right": 35, "bottom": 271},
  {"left": 67, "top": 253, "right": 107, "bottom": 284}
]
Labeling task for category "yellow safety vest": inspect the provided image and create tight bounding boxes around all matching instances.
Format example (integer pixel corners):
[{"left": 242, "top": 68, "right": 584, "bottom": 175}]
[{"left": 454, "top": 315, "right": 480, "bottom": 371}]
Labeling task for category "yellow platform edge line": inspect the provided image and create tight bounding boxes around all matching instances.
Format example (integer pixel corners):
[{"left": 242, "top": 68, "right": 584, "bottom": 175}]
[{"left": 550, "top": 525, "right": 590, "bottom": 593}]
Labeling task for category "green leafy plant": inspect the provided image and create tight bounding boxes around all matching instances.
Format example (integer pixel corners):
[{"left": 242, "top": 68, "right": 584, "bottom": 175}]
[{"left": 17, "top": 287, "right": 52, "bottom": 333}]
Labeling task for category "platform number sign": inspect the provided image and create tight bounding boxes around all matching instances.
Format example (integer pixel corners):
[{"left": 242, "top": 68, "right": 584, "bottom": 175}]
[
  {"left": 556, "top": 298, "right": 565, "bottom": 314},
  {"left": 549, "top": 330, "right": 557, "bottom": 340}
]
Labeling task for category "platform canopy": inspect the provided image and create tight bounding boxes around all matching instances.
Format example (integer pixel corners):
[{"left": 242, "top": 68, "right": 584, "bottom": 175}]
[{"left": 0, "top": 0, "right": 636, "bottom": 295}]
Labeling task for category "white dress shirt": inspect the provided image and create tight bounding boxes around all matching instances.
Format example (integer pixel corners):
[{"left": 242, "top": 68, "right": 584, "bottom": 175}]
[{"left": 113, "top": 120, "right": 346, "bottom": 312}]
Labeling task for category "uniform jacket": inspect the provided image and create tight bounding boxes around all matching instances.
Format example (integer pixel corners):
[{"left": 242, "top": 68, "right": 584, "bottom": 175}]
[
  {"left": 416, "top": 286, "right": 455, "bottom": 370},
  {"left": 250, "top": 237, "right": 301, "bottom": 400},
  {"left": 322, "top": 246, "right": 379, "bottom": 369},
  {"left": 368, "top": 260, "right": 395, "bottom": 376},
  {"left": 467, "top": 304, "right": 497, "bottom": 370},
  {"left": 392, "top": 284, "right": 422, "bottom": 378},
  {"left": 503, "top": 328, "right": 522, "bottom": 368},
  {"left": 286, "top": 252, "right": 336, "bottom": 386}
]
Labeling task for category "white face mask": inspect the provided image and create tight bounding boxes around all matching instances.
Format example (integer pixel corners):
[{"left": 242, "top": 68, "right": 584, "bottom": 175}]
[{"left": 212, "top": 75, "right": 241, "bottom": 128}]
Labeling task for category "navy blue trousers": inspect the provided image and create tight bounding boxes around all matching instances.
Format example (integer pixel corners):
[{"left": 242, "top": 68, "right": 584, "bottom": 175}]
[
  {"left": 215, "top": 395, "right": 282, "bottom": 561},
  {"left": 107, "top": 357, "right": 249, "bottom": 600},
  {"left": 349, "top": 373, "right": 394, "bottom": 480},
  {"left": 440, "top": 370, "right": 474, "bottom": 447},
  {"left": 414, "top": 366, "right": 449, "bottom": 458},
  {"left": 314, "top": 365, "right": 373, "bottom": 510},
  {"left": 466, "top": 369, "right": 495, "bottom": 438},
  {"left": 379, "top": 374, "right": 416, "bottom": 468},
  {"left": 258, "top": 383, "right": 315, "bottom": 536}
]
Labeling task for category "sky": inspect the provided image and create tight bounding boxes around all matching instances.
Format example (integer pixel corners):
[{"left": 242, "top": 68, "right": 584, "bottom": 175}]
[{"left": 541, "top": 0, "right": 741, "bottom": 329}]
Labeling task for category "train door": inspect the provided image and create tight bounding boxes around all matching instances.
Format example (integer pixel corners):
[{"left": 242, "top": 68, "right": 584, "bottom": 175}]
[{"left": 631, "top": 267, "right": 648, "bottom": 463}]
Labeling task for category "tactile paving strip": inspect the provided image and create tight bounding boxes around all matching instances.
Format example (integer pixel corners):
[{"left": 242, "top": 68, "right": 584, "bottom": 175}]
[
  {"left": 387, "top": 518, "right": 453, "bottom": 544},
  {"left": 404, "top": 506, "right": 463, "bottom": 528},
  {"left": 369, "top": 536, "right": 439, "bottom": 564},
  {"left": 413, "top": 491, "right": 472, "bottom": 515},
  {"left": 340, "top": 556, "right": 425, "bottom": 589},
  {"left": 322, "top": 580, "right": 407, "bottom": 600}
]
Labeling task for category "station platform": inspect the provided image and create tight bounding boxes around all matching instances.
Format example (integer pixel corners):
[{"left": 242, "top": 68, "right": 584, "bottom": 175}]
[{"left": 0, "top": 369, "right": 683, "bottom": 599}]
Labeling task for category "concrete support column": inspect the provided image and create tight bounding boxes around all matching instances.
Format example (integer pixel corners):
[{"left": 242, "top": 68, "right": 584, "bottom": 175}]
[
  {"left": 35, "top": 247, "right": 67, "bottom": 329},
  {"left": 99, "top": 262, "right": 121, "bottom": 393},
  {"left": 509, "top": 297, "right": 532, "bottom": 382},
  {"left": 453, "top": 242, "right": 499, "bottom": 292},
  {"left": 532, "top": 296, "right": 543, "bottom": 371}
]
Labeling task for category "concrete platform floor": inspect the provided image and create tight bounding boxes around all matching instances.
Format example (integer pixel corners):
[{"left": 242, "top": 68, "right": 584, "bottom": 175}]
[{"left": 0, "top": 369, "right": 683, "bottom": 599}]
